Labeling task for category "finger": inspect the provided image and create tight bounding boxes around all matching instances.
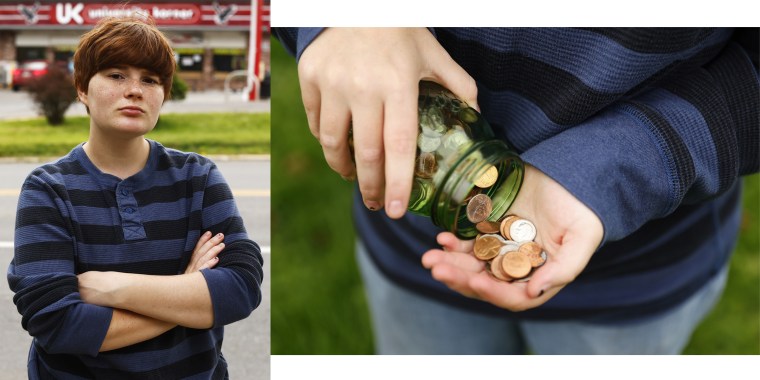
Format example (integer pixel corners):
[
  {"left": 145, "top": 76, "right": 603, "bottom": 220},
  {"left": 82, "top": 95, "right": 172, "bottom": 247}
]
[
  {"left": 468, "top": 273, "right": 533, "bottom": 310},
  {"left": 201, "top": 242, "right": 225, "bottom": 263},
  {"left": 429, "top": 262, "right": 480, "bottom": 299},
  {"left": 436, "top": 232, "right": 475, "bottom": 253},
  {"left": 319, "top": 96, "right": 356, "bottom": 180},
  {"left": 382, "top": 81, "right": 418, "bottom": 219},
  {"left": 428, "top": 49, "right": 479, "bottom": 111},
  {"left": 199, "top": 257, "right": 220, "bottom": 270},
  {"left": 525, "top": 232, "right": 597, "bottom": 299},
  {"left": 194, "top": 232, "right": 224, "bottom": 266},
  {"left": 298, "top": 61, "right": 322, "bottom": 139},
  {"left": 193, "top": 231, "right": 212, "bottom": 252},
  {"left": 421, "top": 249, "right": 484, "bottom": 273},
  {"left": 351, "top": 97, "right": 386, "bottom": 210}
]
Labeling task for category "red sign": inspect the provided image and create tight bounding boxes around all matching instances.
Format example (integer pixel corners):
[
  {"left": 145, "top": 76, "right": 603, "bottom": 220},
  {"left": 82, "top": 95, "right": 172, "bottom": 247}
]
[{"left": 0, "top": 2, "right": 269, "bottom": 29}]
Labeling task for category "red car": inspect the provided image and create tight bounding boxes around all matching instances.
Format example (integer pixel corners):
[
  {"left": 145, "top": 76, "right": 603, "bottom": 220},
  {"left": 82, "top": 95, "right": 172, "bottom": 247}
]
[{"left": 12, "top": 60, "right": 56, "bottom": 91}]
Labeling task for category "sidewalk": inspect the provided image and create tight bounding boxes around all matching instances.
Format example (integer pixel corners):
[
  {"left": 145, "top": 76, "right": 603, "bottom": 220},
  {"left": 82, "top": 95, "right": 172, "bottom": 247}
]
[{"left": 0, "top": 89, "right": 270, "bottom": 120}]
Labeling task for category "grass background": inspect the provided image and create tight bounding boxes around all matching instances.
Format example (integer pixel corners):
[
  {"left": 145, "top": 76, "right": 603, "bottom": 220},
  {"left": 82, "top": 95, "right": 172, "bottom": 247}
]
[
  {"left": 0, "top": 112, "right": 271, "bottom": 157},
  {"left": 270, "top": 37, "right": 760, "bottom": 355}
]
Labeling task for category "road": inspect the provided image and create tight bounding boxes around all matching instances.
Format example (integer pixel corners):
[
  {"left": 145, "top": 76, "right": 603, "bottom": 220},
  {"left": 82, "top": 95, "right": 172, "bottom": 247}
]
[
  {"left": 0, "top": 158, "right": 270, "bottom": 379},
  {"left": 0, "top": 88, "right": 270, "bottom": 120}
]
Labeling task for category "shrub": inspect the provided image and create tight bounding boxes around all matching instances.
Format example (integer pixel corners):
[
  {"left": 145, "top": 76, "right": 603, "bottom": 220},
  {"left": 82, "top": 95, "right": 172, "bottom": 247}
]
[
  {"left": 26, "top": 65, "right": 78, "bottom": 125},
  {"left": 170, "top": 71, "right": 188, "bottom": 101}
]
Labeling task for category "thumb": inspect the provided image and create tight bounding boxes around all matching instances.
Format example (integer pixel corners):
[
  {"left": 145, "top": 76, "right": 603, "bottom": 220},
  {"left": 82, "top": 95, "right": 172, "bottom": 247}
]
[
  {"left": 425, "top": 45, "right": 479, "bottom": 112},
  {"left": 525, "top": 234, "right": 597, "bottom": 299}
]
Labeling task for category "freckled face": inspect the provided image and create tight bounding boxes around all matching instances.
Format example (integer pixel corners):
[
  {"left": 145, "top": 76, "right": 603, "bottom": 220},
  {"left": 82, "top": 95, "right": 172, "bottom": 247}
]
[{"left": 78, "top": 65, "right": 164, "bottom": 138}]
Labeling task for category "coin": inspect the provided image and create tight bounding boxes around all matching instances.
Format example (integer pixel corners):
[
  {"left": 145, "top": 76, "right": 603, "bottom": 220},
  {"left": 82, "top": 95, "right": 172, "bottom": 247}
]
[
  {"left": 501, "top": 251, "right": 532, "bottom": 279},
  {"left": 473, "top": 234, "right": 502, "bottom": 261},
  {"left": 475, "top": 220, "right": 501, "bottom": 234},
  {"left": 519, "top": 241, "right": 546, "bottom": 267},
  {"left": 417, "top": 134, "right": 441, "bottom": 153},
  {"left": 474, "top": 165, "right": 498, "bottom": 188},
  {"left": 490, "top": 255, "right": 513, "bottom": 282},
  {"left": 466, "top": 193, "right": 492, "bottom": 223},
  {"left": 414, "top": 152, "right": 438, "bottom": 179},
  {"left": 499, "top": 241, "right": 521, "bottom": 254},
  {"left": 500, "top": 215, "right": 519, "bottom": 240},
  {"left": 510, "top": 219, "right": 537, "bottom": 242}
]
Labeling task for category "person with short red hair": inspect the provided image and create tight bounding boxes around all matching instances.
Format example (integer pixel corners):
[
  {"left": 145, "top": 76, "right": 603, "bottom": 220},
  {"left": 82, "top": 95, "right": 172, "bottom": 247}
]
[{"left": 8, "top": 17, "right": 263, "bottom": 378}]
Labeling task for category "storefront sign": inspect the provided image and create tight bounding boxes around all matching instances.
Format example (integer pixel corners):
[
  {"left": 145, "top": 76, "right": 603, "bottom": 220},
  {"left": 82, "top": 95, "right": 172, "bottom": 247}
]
[{"left": 0, "top": 1, "right": 267, "bottom": 28}]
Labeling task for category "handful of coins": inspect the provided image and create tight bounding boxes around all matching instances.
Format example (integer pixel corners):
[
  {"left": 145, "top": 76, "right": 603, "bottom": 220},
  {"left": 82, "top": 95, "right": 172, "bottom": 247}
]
[{"left": 471, "top": 209, "right": 547, "bottom": 282}]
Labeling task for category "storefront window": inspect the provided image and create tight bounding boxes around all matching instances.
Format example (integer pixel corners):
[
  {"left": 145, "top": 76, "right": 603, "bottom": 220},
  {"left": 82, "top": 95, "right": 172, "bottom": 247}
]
[
  {"left": 213, "top": 49, "right": 246, "bottom": 72},
  {"left": 175, "top": 48, "right": 203, "bottom": 72}
]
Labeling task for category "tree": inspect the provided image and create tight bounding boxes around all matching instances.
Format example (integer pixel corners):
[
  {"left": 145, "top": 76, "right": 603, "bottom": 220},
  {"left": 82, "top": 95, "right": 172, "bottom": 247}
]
[{"left": 26, "top": 65, "right": 77, "bottom": 125}]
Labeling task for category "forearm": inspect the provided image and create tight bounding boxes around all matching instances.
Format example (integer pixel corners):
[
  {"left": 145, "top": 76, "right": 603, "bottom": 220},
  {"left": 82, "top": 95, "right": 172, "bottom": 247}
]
[
  {"left": 100, "top": 309, "right": 176, "bottom": 352},
  {"left": 81, "top": 271, "right": 214, "bottom": 329}
]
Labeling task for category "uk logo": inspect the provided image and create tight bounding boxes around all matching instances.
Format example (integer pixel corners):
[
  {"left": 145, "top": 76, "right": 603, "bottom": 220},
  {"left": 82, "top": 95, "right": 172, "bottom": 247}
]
[{"left": 56, "top": 2, "right": 84, "bottom": 25}]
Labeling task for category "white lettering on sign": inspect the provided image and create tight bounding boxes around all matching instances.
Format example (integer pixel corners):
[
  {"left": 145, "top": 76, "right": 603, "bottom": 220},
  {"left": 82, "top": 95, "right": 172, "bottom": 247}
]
[
  {"left": 87, "top": 6, "right": 149, "bottom": 20},
  {"left": 56, "top": 3, "right": 84, "bottom": 24},
  {"left": 152, "top": 7, "right": 195, "bottom": 20}
]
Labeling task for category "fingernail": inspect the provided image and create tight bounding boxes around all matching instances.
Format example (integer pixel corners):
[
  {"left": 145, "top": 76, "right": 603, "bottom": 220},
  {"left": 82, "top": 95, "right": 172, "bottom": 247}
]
[
  {"left": 388, "top": 200, "right": 404, "bottom": 217},
  {"left": 365, "top": 200, "right": 381, "bottom": 211},
  {"left": 217, "top": 233, "right": 223, "bottom": 238},
  {"left": 204, "top": 231, "right": 211, "bottom": 236},
  {"left": 341, "top": 174, "right": 356, "bottom": 182}
]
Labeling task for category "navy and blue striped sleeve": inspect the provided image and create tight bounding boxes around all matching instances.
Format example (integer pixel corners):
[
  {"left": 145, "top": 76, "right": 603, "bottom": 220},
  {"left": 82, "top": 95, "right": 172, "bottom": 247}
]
[
  {"left": 272, "top": 27, "right": 324, "bottom": 61},
  {"left": 521, "top": 29, "right": 759, "bottom": 243},
  {"left": 8, "top": 173, "right": 112, "bottom": 356},
  {"left": 199, "top": 164, "right": 263, "bottom": 327}
]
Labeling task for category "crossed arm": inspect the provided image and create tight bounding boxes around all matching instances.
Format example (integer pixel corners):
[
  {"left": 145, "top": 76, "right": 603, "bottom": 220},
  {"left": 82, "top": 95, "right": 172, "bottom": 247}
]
[{"left": 78, "top": 231, "right": 225, "bottom": 352}]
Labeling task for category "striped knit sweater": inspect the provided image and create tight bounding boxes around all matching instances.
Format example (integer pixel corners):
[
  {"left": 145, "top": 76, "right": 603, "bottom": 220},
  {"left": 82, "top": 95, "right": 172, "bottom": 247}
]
[
  {"left": 274, "top": 27, "right": 759, "bottom": 321},
  {"left": 8, "top": 140, "right": 263, "bottom": 378}
]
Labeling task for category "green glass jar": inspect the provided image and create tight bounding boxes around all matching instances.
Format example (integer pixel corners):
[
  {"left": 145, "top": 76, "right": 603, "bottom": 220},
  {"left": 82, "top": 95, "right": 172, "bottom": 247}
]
[{"left": 407, "top": 81, "right": 524, "bottom": 239}]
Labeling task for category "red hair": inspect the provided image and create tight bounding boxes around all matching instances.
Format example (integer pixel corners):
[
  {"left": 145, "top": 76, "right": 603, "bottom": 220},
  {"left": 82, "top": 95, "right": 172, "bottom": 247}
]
[{"left": 73, "top": 16, "right": 175, "bottom": 99}]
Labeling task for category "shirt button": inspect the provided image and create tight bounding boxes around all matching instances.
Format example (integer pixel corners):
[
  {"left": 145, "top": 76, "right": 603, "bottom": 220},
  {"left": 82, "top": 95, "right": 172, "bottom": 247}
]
[
  {"left": 124, "top": 207, "right": 134, "bottom": 214},
  {"left": 121, "top": 189, "right": 129, "bottom": 196}
]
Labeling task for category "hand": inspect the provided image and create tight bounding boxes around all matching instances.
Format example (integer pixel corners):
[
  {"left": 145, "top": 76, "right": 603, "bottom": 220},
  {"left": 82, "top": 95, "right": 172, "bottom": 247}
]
[
  {"left": 185, "top": 231, "right": 224, "bottom": 274},
  {"left": 421, "top": 164, "right": 604, "bottom": 311},
  {"left": 298, "top": 27, "right": 478, "bottom": 218}
]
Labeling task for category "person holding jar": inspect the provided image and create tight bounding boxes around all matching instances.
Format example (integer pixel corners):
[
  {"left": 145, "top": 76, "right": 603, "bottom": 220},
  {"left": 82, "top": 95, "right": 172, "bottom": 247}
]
[{"left": 273, "top": 27, "right": 758, "bottom": 354}]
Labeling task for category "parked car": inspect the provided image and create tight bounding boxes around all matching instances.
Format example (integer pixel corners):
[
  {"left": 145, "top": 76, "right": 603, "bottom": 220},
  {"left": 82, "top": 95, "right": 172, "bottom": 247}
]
[{"left": 12, "top": 60, "right": 68, "bottom": 91}]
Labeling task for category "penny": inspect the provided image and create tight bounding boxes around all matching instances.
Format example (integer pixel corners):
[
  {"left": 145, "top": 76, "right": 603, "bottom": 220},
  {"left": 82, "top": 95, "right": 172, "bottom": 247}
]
[
  {"left": 501, "top": 251, "right": 532, "bottom": 279},
  {"left": 473, "top": 234, "right": 502, "bottom": 261},
  {"left": 474, "top": 165, "right": 499, "bottom": 188},
  {"left": 500, "top": 215, "right": 519, "bottom": 240},
  {"left": 475, "top": 220, "right": 501, "bottom": 234},
  {"left": 490, "top": 255, "right": 513, "bottom": 282},
  {"left": 466, "top": 193, "right": 493, "bottom": 224},
  {"left": 519, "top": 241, "right": 546, "bottom": 267},
  {"left": 414, "top": 152, "right": 438, "bottom": 179},
  {"left": 510, "top": 219, "right": 537, "bottom": 242}
]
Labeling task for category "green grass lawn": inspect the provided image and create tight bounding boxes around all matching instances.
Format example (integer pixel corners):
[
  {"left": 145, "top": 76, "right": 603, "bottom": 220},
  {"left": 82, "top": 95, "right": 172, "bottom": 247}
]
[
  {"left": 270, "top": 38, "right": 760, "bottom": 355},
  {"left": 0, "top": 112, "right": 270, "bottom": 157}
]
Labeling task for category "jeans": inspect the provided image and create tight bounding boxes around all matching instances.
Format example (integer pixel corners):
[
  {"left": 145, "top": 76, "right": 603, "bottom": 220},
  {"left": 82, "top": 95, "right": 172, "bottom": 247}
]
[{"left": 356, "top": 240, "right": 728, "bottom": 354}]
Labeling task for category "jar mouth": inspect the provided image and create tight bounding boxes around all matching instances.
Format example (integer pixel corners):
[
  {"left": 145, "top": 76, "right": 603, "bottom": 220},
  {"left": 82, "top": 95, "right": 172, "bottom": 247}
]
[{"left": 431, "top": 140, "right": 524, "bottom": 239}]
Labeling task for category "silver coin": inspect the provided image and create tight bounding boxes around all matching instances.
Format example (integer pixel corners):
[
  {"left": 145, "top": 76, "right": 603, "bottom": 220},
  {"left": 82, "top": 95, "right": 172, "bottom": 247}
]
[
  {"left": 509, "top": 219, "right": 537, "bottom": 242},
  {"left": 417, "top": 134, "right": 441, "bottom": 153}
]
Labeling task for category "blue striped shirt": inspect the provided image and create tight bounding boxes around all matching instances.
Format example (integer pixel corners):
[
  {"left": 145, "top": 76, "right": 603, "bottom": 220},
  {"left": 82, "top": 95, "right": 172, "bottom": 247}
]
[
  {"left": 274, "top": 27, "right": 758, "bottom": 321},
  {"left": 9, "top": 139, "right": 263, "bottom": 378}
]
